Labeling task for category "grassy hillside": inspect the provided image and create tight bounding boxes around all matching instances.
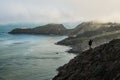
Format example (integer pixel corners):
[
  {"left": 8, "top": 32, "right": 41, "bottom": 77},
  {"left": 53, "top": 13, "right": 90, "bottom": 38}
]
[{"left": 57, "top": 22, "right": 120, "bottom": 53}]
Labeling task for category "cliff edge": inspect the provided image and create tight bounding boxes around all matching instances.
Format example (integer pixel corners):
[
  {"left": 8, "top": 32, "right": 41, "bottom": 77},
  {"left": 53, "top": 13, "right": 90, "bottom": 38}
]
[{"left": 53, "top": 39, "right": 120, "bottom": 80}]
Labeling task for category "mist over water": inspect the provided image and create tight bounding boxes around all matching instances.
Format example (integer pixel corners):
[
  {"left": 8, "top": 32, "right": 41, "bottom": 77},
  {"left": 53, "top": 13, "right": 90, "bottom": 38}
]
[{"left": 0, "top": 26, "right": 75, "bottom": 80}]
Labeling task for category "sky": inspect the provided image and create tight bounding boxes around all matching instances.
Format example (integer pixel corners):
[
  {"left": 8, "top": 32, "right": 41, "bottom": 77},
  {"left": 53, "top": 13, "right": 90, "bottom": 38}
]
[{"left": 0, "top": 0, "right": 120, "bottom": 24}]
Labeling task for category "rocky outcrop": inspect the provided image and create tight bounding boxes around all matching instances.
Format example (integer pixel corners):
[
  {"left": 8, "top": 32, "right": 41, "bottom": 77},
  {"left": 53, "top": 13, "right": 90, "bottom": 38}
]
[
  {"left": 8, "top": 28, "right": 32, "bottom": 34},
  {"left": 53, "top": 39, "right": 120, "bottom": 80},
  {"left": 9, "top": 24, "right": 68, "bottom": 35}
]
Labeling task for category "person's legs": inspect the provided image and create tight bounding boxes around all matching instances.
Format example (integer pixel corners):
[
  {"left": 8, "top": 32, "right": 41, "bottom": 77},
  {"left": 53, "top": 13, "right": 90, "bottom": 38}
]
[{"left": 89, "top": 45, "right": 92, "bottom": 49}]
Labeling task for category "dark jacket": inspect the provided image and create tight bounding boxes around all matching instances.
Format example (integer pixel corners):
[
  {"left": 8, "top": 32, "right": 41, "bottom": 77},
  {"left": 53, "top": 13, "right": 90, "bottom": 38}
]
[{"left": 88, "top": 39, "right": 93, "bottom": 46}]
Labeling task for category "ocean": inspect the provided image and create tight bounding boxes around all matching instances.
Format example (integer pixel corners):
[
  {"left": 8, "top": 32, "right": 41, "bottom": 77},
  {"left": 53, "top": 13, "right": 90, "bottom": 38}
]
[{"left": 0, "top": 24, "right": 75, "bottom": 80}]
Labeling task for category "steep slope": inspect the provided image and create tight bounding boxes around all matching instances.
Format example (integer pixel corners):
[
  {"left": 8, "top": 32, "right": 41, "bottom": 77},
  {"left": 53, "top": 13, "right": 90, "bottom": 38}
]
[{"left": 53, "top": 39, "right": 120, "bottom": 80}]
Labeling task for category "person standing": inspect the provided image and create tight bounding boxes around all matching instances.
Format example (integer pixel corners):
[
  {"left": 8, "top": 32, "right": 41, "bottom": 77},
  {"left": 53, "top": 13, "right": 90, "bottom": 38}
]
[{"left": 88, "top": 39, "right": 93, "bottom": 49}]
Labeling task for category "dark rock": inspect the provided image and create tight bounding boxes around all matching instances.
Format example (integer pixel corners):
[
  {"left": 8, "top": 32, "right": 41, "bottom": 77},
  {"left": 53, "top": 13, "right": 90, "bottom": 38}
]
[
  {"left": 8, "top": 28, "right": 32, "bottom": 34},
  {"left": 53, "top": 39, "right": 120, "bottom": 80}
]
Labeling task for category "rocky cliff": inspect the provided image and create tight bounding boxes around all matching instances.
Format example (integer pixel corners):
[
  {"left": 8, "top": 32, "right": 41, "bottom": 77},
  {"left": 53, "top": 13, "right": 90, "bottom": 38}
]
[
  {"left": 53, "top": 39, "right": 120, "bottom": 80},
  {"left": 9, "top": 24, "right": 68, "bottom": 35}
]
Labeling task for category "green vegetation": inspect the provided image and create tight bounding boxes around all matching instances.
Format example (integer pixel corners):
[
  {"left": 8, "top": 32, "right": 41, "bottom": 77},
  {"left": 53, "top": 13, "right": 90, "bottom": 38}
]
[{"left": 92, "top": 30, "right": 120, "bottom": 39}]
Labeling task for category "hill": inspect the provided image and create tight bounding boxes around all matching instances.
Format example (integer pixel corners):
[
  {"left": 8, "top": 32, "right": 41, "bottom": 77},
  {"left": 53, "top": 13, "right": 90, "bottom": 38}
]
[
  {"left": 53, "top": 39, "right": 120, "bottom": 80},
  {"left": 69, "top": 22, "right": 120, "bottom": 36},
  {"left": 9, "top": 24, "right": 68, "bottom": 35},
  {"left": 57, "top": 22, "right": 120, "bottom": 53}
]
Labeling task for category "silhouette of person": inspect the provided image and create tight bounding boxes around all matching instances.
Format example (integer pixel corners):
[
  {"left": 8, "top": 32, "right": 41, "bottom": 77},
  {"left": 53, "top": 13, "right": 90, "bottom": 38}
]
[{"left": 88, "top": 39, "right": 93, "bottom": 49}]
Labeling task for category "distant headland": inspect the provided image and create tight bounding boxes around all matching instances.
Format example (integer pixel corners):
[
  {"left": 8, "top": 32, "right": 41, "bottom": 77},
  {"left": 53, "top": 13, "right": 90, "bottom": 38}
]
[{"left": 9, "top": 24, "right": 68, "bottom": 35}]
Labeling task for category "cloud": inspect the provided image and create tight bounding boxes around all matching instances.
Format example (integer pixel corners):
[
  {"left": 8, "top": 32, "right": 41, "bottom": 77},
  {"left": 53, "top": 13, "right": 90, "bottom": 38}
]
[
  {"left": 0, "top": 0, "right": 120, "bottom": 24},
  {"left": 68, "top": 0, "right": 120, "bottom": 22}
]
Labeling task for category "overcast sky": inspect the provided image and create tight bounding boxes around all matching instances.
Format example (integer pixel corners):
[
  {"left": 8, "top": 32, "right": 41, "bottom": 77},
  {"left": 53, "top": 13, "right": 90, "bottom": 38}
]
[{"left": 0, "top": 0, "right": 120, "bottom": 24}]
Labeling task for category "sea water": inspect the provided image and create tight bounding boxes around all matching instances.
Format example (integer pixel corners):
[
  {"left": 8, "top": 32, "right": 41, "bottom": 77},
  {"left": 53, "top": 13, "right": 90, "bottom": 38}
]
[{"left": 0, "top": 25, "right": 75, "bottom": 80}]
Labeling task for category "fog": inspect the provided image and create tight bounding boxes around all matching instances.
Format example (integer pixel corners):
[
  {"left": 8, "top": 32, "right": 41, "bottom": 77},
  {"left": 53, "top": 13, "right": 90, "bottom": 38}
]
[{"left": 0, "top": 0, "right": 120, "bottom": 24}]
